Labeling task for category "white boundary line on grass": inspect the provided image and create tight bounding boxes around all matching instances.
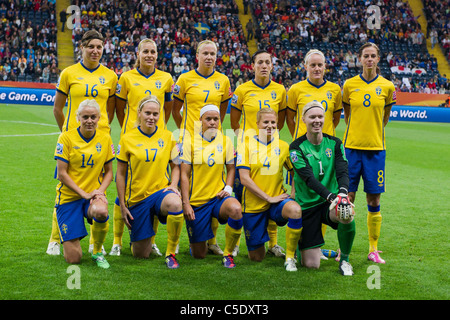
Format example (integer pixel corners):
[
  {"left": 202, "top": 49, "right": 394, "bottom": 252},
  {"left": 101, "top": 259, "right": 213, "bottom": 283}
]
[{"left": 0, "top": 120, "right": 60, "bottom": 137}]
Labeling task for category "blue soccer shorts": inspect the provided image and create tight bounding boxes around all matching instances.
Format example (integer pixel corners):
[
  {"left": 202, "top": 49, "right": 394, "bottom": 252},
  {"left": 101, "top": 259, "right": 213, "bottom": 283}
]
[
  {"left": 55, "top": 198, "right": 91, "bottom": 243},
  {"left": 185, "top": 196, "right": 232, "bottom": 243},
  {"left": 128, "top": 189, "right": 176, "bottom": 243},
  {"left": 345, "top": 148, "right": 386, "bottom": 194},
  {"left": 243, "top": 198, "right": 293, "bottom": 251}
]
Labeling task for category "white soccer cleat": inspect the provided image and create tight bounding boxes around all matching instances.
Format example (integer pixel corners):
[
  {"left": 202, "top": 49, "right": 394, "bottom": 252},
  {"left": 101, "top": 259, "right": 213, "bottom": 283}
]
[
  {"left": 151, "top": 243, "right": 162, "bottom": 256},
  {"left": 109, "top": 244, "right": 122, "bottom": 256},
  {"left": 207, "top": 243, "right": 223, "bottom": 255},
  {"left": 267, "top": 244, "right": 286, "bottom": 258},
  {"left": 46, "top": 242, "right": 60, "bottom": 255},
  {"left": 232, "top": 245, "right": 240, "bottom": 257},
  {"left": 284, "top": 258, "right": 298, "bottom": 272},
  {"left": 339, "top": 260, "right": 354, "bottom": 276}
]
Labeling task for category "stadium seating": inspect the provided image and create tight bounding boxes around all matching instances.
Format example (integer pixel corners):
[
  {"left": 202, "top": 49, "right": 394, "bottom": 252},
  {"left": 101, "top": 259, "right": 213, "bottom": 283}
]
[
  {"left": 0, "top": 0, "right": 447, "bottom": 94},
  {"left": 0, "top": 0, "right": 58, "bottom": 83}
]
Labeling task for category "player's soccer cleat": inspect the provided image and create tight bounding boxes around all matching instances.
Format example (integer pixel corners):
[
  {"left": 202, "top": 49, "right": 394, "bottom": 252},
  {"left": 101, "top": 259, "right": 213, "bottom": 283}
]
[
  {"left": 208, "top": 243, "right": 223, "bottom": 255},
  {"left": 368, "top": 251, "right": 386, "bottom": 264},
  {"left": 284, "top": 258, "right": 298, "bottom": 272},
  {"left": 339, "top": 260, "right": 354, "bottom": 276},
  {"left": 109, "top": 244, "right": 121, "bottom": 256},
  {"left": 222, "top": 255, "right": 236, "bottom": 268},
  {"left": 46, "top": 242, "right": 61, "bottom": 255},
  {"left": 267, "top": 244, "right": 286, "bottom": 258},
  {"left": 92, "top": 253, "right": 110, "bottom": 269},
  {"left": 165, "top": 254, "right": 180, "bottom": 269},
  {"left": 232, "top": 245, "right": 239, "bottom": 257},
  {"left": 151, "top": 243, "right": 162, "bottom": 256},
  {"left": 89, "top": 244, "right": 107, "bottom": 255}
]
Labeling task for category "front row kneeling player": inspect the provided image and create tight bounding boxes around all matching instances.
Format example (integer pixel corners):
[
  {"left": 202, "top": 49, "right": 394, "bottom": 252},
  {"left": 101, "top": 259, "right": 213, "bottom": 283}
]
[
  {"left": 53, "top": 99, "right": 114, "bottom": 269},
  {"left": 289, "top": 101, "right": 356, "bottom": 276}
]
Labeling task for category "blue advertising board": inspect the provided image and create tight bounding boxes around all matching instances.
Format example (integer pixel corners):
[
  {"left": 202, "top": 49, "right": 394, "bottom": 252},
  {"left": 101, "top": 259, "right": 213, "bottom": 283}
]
[
  {"left": 0, "top": 86, "right": 55, "bottom": 106},
  {"left": 2, "top": 86, "right": 450, "bottom": 123}
]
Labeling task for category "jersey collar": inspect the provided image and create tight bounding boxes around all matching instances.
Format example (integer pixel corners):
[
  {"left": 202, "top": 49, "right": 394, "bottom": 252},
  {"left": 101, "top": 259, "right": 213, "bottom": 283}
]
[
  {"left": 137, "top": 67, "right": 156, "bottom": 79},
  {"left": 80, "top": 61, "right": 101, "bottom": 73},
  {"left": 253, "top": 134, "right": 275, "bottom": 146},
  {"left": 138, "top": 125, "right": 158, "bottom": 138},
  {"left": 77, "top": 127, "right": 96, "bottom": 143},
  {"left": 307, "top": 78, "right": 327, "bottom": 89},
  {"left": 195, "top": 69, "right": 215, "bottom": 79},
  {"left": 359, "top": 73, "right": 379, "bottom": 84},
  {"left": 252, "top": 79, "right": 271, "bottom": 90}
]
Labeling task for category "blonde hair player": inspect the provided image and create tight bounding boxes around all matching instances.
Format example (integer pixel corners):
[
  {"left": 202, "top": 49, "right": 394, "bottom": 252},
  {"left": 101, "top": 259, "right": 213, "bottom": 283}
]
[
  {"left": 53, "top": 99, "right": 114, "bottom": 268},
  {"left": 236, "top": 108, "right": 303, "bottom": 271},
  {"left": 289, "top": 101, "right": 356, "bottom": 276},
  {"left": 110, "top": 39, "right": 174, "bottom": 257},
  {"left": 115, "top": 95, "right": 183, "bottom": 268}
]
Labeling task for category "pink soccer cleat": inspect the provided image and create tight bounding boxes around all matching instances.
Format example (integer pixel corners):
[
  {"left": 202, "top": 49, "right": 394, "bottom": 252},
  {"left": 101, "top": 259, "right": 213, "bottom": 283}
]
[{"left": 368, "top": 251, "right": 386, "bottom": 264}]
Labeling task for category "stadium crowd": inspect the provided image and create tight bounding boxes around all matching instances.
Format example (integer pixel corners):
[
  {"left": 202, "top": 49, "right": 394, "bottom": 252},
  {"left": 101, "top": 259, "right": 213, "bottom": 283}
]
[
  {"left": 0, "top": 0, "right": 448, "bottom": 94},
  {"left": 0, "top": 0, "right": 59, "bottom": 83},
  {"left": 248, "top": 0, "right": 449, "bottom": 93}
]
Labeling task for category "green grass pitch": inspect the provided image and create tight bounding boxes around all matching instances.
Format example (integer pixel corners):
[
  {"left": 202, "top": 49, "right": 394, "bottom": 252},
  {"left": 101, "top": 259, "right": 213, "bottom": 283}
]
[{"left": 0, "top": 103, "right": 448, "bottom": 302}]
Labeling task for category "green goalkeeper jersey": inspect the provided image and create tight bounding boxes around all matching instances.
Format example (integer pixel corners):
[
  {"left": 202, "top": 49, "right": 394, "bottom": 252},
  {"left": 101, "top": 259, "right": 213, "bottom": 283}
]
[{"left": 289, "top": 133, "right": 349, "bottom": 210}]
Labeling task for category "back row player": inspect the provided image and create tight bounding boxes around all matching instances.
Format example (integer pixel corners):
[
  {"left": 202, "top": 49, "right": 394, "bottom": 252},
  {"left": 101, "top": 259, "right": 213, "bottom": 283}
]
[{"left": 47, "top": 30, "right": 395, "bottom": 266}]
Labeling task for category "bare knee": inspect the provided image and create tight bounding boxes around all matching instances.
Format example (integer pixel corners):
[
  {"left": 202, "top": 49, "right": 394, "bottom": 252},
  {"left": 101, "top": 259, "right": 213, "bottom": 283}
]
[
  {"left": 248, "top": 246, "right": 265, "bottom": 262},
  {"left": 191, "top": 242, "right": 207, "bottom": 259},
  {"left": 222, "top": 198, "right": 242, "bottom": 220},
  {"left": 283, "top": 201, "right": 302, "bottom": 220},
  {"left": 163, "top": 194, "right": 183, "bottom": 213},
  {"left": 63, "top": 241, "right": 82, "bottom": 264},
  {"left": 301, "top": 248, "right": 321, "bottom": 269},
  {"left": 90, "top": 200, "right": 109, "bottom": 221}
]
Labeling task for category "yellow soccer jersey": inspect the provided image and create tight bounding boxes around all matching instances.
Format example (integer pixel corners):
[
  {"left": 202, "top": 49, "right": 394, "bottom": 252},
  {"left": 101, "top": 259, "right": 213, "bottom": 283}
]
[
  {"left": 56, "top": 62, "right": 118, "bottom": 133},
  {"left": 54, "top": 128, "right": 115, "bottom": 205},
  {"left": 181, "top": 132, "right": 234, "bottom": 207},
  {"left": 231, "top": 79, "right": 287, "bottom": 143},
  {"left": 116, "top": 68, "right": 174, "bottom": 135},
  {"left": 287, "top": 79, "right": 342, "bottom": 139},
  {"left": 342, "top": 74, "right": 396, "bottom": 150},
  {"left": 236, "top": 135, "right": 293, "bottom": 213},
  {"left": 116, "top": 126, "right": 179, "bottom": 208},
  {"left": 173, "top": 69, "right": 232, "bottom": 142}
]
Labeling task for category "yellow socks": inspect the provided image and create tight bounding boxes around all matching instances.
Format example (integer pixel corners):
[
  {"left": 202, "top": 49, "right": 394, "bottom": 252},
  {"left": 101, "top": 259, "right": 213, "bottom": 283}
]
[
  {"left": 223, "top": 217, "right": 243, "bottom": 256},
  {"left": 267, "top": 219, "right": 278, "bottom": 248},
  {"left": 321, "top": 224, "right": 327, "bottom": 237},
  {"left": 208, "top": 217, "right": 219, "bottom": 246},
  {"left": 165, "top": 211, "right": 184, "bottom": 257},
  {"left": 151, "top": 215, "right": 160, "bottom": 246},
  {"left": 92, "top": 217, "right": 110, "bottom": 255},
  {"left": 285, "top": 218, "right": 303, "bottom": 260},
  {"left": 112, "top": 203, "right": 124, "bottom": 246},
  {"left": 49, "top": 208, "right": 61, "bottom": 243},
  {"left": 367, "top": 205, "right": 382, "bottom": 252}
]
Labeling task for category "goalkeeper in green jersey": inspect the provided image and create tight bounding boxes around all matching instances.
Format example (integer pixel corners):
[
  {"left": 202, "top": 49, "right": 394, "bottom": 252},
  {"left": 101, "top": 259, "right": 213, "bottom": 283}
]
[{"left": 289, "top": 101, "right": 356, "bottom": 276}]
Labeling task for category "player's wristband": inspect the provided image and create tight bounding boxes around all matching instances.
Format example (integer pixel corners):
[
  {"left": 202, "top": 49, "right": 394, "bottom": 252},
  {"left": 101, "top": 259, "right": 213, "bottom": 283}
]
[
  {"left": 338, "top": 187, "right": 348, "bottom": 196},
  {"left": 326, "top": 193, "right": 337, "bottom": 203},
  {"left": 224, "top": 185, "right": 233, "bottom": 195}
]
